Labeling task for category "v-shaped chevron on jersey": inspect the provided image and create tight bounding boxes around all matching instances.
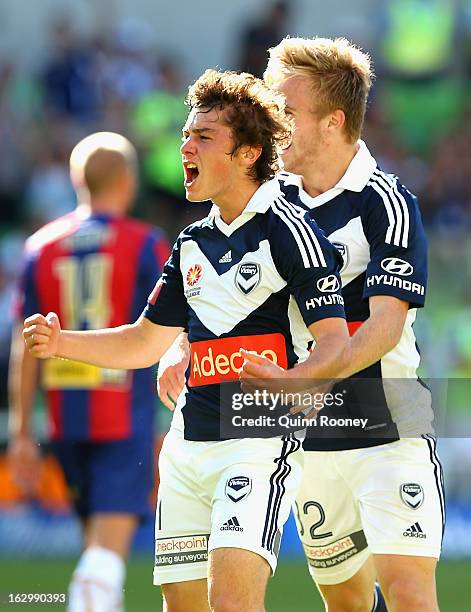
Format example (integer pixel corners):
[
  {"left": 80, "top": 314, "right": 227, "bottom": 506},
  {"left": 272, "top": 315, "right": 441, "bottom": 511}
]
[{"left": 180, "top": 239, "right": 286, "bottom": 336}]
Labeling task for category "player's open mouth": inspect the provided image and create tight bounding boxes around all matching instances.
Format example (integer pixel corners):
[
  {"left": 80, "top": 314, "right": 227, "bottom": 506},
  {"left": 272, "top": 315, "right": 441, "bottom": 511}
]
[{"left": 183, "top": 162, "right": 200, "bottom": 187}]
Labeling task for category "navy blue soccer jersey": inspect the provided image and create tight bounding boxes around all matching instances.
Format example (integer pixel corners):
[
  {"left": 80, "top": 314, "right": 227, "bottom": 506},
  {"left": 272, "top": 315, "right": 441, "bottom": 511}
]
[
  {"left": 144, "top": 178, "right": 345, "bottom": 441},
  {"left": 279, "top": 141, "right": 432, "bottom": 450}
]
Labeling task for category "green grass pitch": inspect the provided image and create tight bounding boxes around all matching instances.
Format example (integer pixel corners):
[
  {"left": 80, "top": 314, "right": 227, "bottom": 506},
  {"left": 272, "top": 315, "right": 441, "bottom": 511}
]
[{"left": 0, "top": 557, "right": 469, "bottom": 610}]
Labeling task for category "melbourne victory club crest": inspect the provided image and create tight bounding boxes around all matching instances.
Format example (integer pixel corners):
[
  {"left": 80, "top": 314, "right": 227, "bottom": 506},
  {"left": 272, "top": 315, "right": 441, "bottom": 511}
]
[
  {"left": 332, "top": 241, "right": 349, "bottom": 272},
  {"left": 400, "top": 483, "right": 424, "bottom": 509},
  {"left": 235, "top": 262, "right": 261, "bottom": 295},
  {"left": 225, "top": 476, "right": 252, "bottom": 503},
  {"left": 185, "top": 263, "right": 203, "bottom": 298}
]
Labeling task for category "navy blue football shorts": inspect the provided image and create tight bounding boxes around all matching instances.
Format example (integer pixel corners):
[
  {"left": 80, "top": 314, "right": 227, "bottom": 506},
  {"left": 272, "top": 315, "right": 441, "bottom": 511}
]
[{"left": 51, "top": 433, "right": 154, "bottom": 520}]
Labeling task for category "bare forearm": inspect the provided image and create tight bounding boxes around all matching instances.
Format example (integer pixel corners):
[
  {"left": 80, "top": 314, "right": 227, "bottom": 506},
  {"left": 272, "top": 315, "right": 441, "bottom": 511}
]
[
  {"left": 285, "top": 334, "right": 350, "bottom": 386},
  {"left": 289, "top": 298, "right": 408, "bottom": 385},
  {"left": 338, "top": 316, "right": 402, "bottom": 379},
  {"left": 56, "top": 323, "right": 158, "bottom": 369},
  {"left": 25, "top": 312, "right": 183, "bottom": 370}
]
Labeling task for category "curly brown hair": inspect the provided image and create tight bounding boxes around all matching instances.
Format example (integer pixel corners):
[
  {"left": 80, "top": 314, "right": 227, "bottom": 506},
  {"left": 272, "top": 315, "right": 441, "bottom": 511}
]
[{"left": 185, "top": 69, "right": 292, "bottom": 183}]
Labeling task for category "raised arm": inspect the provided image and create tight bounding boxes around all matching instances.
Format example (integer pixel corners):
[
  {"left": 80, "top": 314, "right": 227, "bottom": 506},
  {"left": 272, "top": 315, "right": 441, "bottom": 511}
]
[{"left": 23, "top": 312, "right": 183, "bottom": 369}]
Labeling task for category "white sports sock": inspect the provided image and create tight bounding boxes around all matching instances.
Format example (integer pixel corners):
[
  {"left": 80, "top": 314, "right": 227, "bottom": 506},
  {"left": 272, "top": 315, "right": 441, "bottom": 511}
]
[{"left": 68, "top": 546, "right": 126, "bottom": 612}]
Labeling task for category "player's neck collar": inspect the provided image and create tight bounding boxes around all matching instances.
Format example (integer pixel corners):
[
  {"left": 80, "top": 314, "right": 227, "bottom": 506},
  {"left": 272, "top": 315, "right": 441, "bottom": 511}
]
[
  {"left": 290, "top": 140, "right": 378, "bottom": 209},
  {"left": 336, "top": 140, "right": 377, "bottom": 192},
  {"left": 208, "top": 178, "right": 282, "bottom": 220}
]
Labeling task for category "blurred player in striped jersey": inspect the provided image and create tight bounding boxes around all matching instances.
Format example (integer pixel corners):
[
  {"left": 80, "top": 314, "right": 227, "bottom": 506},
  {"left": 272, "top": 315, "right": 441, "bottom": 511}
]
[{"left": 9, "top": 132, "right": 170, "bottom": 611}]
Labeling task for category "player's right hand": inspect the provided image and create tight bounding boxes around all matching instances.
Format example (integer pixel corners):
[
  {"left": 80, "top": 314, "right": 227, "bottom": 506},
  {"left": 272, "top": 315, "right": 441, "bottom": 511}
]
[
  {"left": 7, "top": 434, "right": 42, "bottom": 496},
  {"left": 23, "top": 312, "right": 61, "bottom": 359}
]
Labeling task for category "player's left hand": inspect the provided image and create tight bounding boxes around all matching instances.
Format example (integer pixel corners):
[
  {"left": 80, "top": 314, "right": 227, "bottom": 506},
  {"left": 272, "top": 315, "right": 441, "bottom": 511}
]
[
  {"left": 240, "top": 351, "right": 334, "bottom": 418},
  {"left": 239, "top": 349, "right": 288, "bottom": 396},
  {"left": 240, "top": 351, "right": 314, "bottom": 417},
  {"left": 239, "top": 349, "right": 286, "bottom": 379}
]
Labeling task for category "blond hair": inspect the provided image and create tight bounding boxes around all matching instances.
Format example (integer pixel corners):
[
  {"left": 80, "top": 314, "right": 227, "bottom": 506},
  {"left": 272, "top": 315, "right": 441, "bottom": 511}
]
[
  {"left": 70, "top": 132, "right": 137, "bottom": 196},
  {"left": 264, "top": 37, "right": 373, "bottom": 142}
]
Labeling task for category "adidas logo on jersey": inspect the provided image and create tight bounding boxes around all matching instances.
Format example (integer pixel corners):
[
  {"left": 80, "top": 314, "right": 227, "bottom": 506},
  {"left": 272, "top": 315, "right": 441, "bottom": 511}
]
[
  {"left": 220, "top": 516, "right": 243, "bottom": 532},
  {"left": 403, "top": 522, "right": 426, "bottom": 538},
  {"left": 219, "top": 250, "right": 232, "bottom": 263}
]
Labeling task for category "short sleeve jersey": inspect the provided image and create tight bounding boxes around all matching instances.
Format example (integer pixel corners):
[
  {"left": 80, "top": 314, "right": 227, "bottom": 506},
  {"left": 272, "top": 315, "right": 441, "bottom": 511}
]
[
  {"left": 144, "top": 178, "right": 345, "bottom": 441},
  {"left": 279, "top": 141, "right": 431, "bottom": 449},
  {"left": 15, "top": 209, "right": 171, "bottom": 442}
]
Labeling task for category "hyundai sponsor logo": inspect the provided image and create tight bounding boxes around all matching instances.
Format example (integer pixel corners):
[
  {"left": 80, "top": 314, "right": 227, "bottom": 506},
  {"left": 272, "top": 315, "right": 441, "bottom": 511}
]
[
  {"left": 366, "top": 275, "right": 425, "bottom": 295},
  {"left": 317, "top": 275, "right": 340, "bottom": 293},
  {"left": 381, "top": 257, "right": 414, "bottom": 276},
  {"left": 306, "top": 294, "right": 344, "bottom": 309}
]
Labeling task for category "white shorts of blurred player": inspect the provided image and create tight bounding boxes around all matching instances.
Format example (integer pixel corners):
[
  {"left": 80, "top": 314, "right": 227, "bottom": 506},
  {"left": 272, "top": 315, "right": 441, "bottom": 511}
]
[
  {"left": 294, "top": 436, "right": 445, "bottom": 585},
  {"left": 153, "top": 427, "right": 304, "bottom": 585}
]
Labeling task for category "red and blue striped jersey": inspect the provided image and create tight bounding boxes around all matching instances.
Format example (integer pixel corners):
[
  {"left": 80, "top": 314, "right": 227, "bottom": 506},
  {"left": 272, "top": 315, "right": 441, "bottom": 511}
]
[{"left": 15, "top": 208, "right": 170, "bottom": 441}]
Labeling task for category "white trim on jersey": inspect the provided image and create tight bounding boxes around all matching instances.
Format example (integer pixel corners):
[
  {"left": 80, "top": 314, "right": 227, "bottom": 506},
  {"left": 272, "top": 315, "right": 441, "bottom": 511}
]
[
  {"left": 279, "top": 196, "right": 327, "bottom": 267},
  {"left": 277, "top": 171, "right": 302, "bottom": 188},
  {"left": 368, "top": 170, "right": 410, "bottom": 248},
  {"left": 368, "top": 179, "right": 397, "bottom": 245},
  {"left": 179, "top": 239, "right": 287, "bottom": 336},
  {"left": 278, "top": 141, "right": 377, "bottom": 209},
  {"left": 271, "top": 199, "right": 311, "bottom": 268},
  {"left": 379, "top": 170, "right": 410, "bottom": 247},
  {"left": 272, "top": 196, "right": 327, "bottom": 268}
]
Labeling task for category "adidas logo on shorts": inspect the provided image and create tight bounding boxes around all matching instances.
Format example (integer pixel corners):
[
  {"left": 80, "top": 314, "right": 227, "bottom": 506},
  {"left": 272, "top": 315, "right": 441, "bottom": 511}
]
[
  {"left": 220, "top": 516, "right": 243, "bottom": 532},
  {"left": 403, "top": 522, "right": 427, "bottom": 538}
]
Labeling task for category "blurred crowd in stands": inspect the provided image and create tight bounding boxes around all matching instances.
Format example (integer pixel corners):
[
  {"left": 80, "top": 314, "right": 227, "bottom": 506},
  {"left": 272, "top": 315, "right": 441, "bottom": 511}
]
[{"left": 0, "top": 0, "right": 471, "bottom": 408}]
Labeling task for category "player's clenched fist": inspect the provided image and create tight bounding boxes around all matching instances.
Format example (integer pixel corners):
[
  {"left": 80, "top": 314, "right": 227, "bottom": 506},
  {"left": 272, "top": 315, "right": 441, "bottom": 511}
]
[{"left": 23, "top": 312, "right": 61, "bottom": 359}]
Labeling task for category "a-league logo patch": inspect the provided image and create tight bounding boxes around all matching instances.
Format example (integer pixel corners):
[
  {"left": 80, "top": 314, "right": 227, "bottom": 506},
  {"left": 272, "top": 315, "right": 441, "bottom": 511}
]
[
  {"left": 185, "top": 263, "right": 203, "bottom": 298},
  {"left": 225, "top": 476, "right": 252, "bottom": 503},
  {"left": 235, "top": 262, "right": 261, "bottom": 295},
  {"left": 186, "top": 264, "right": 203, "bottom": 287},
  {"left": 400, "top": 483, "right": 424, "bottom": 510}
]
